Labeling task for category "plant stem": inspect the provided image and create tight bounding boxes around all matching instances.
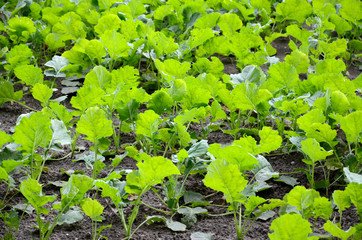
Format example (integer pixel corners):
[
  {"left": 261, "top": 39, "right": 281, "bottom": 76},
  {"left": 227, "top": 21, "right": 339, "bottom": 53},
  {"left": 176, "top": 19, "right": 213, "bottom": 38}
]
[{"left": 141, "top": 201, "right": 172, "bottom": 214}]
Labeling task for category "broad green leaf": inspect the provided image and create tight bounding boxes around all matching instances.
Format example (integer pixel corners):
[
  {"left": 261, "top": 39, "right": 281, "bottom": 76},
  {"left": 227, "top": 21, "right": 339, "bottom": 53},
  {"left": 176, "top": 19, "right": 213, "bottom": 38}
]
[
  {"left": 111, "top": 65, "right": 139, "bottom": 89},
  {"left": 287, "top": 186, "right": 319, "bottom": 211},
  {"left": 5, "top": 44, "right": 33, "bottom": 71},
  {"left": 20, "top": 178, "right": 56, "bottom": 215},
  {"left": 148, "top": 31, "right": 178, "bottom": 57},
  {"left": 203, "top": 159, "right": 247, "bottom": 203},
  {"left": 100, "top": 30, "right": 130, "bottom": 60},
  {"left": 7, "top": 16, "right": 36, "bottom": 43},
  {"left": 318, "top": 39, "right": 348, "bottom": 59},
  {"left": 345, "top": 182, "right": 362, "bottom": 217},
  {"left": 128, "top": 0, "right": 146, "bottom": 18},
  {"left": 147, "top": 90, "right": 173, "bottom": 114},
  {"left": 269, "top": 214, "right": 312, "bottom": 240},
  {"left": 297, "top": 108, "right": 326, "bottom": 133},
  {"left": 210, "top": 100, "right": 226, "bottom": 122},
  {"left": 301, "top": 138, "right": 333, "bottom": 164},
  {"left": 258, "top": 127, "right": 282, "bottom": 154},
  {"left": 0, "top": 131, "right": 12, "bottom": 147},
  {"left": 84, "top": 66, "right": 112, "bottom": 91},
  {"left": 285, "top": 50, "right": 310, "bottom": 74},
  {"left": 48, "top": 101, "right": 73, "bottom": 127},
  {"left": 44, "top": 55, "right": 69, "bottom": 78},
  {"left": 70, "top": 85, "right": 105, "bottom": 113},
  {"left": 208, "top": 144, "right": 258, "bottom": 172},
  {"left": 154, "top": 59, "right": 191, "bottom": 81},
  {"left": 57, "top": 209, "right": 84, "bottom": 225},
  {"left": 313, "top": 197, "right": 332, "bottom": 220},
  {"left": 250, "top": 0, "right": 272, "bottom": 14},
  {"left": 94, "top": 14, "right": 121, "bottom": 35},
  {"left": 229, "top": 65, "right": 266, "bottom": 86},
  {"left": 339, "top": 0, "right": 361, "bottom": 24},
  {"left": 276, "top": 0, "right": 313, "bottom": 24},
  {"left": 324, "top": 220, "right": 356, "bottom": 240},
  {"left": 0, "top": 167, "right": 8, "bottom": 181},
  {"left": 32, "top": 83, "right": 53, "bottom": 106},
  {"left": 244, "top": 196, "right": 266, "bottom": 216},
  {"left": 168, "top": 79, "right": 187, "bottom": 102},
  {"left": 94, "top": 180, "right": 126, "bottom": 206},
  {"left": 166, "top": 220, "right": 187, "bottom": 232},
  {"left": 340, "top": 111, "right": 362, "bottom": 143},
  {"left": 51, "top": 119, "right": 71, "bottom": 146},
  {"left": 154, "top": 5, "right": 174, "bottom": 20},
  {"left": 267, "top": 62, "right": 299, "bottom": 92},
  {"left": 286, "top": 24, "right": 313, "bottom": 53},
  {"left": 330, "top": 91, "right": 350, "bottom": 114},
  {"left": 0, "top": 81, "right": 23, "bottom": 107},
  {"left": 13, "top": 112, "right": 52, "bottom": 154},
  {"left": 14, "top": 65, "right": 43, "bottom": 86},
  {"left": 60, "top": 174, "right": 94, "bottom": 211},
  {"left": 194, "top": 12, "right": 220, "bottom": 29},
  {"left": 218, "top": 13, "right": 242, "bottom": 37},
  {"left": 117, "top": 99, "right": 140, "bottom": 122},
  {"left": 332, "top": 190, "right": 351, "bottom": 212},
  {"left": 177, "top": 207, "right": 207, "bottom": 227},
  {"left": 343, "top": 167, "right": 362, "bottom": 184},
  {"left": 135, "top": 110, "right": 159, "bottom": 138},
  {"left": 126, "top": 156, "right": 180, "bottom": 195},
  {"left": 85, "top": 40, "right": 106, "bottom": 63},
  {"left": 81, "top": 198, "right": 104, "bottom": 221},
  {"left": 192, "top": 57, "right": 224, "bottom": 78},
  {"left": 329, "top": 14, "right": 352, "bottom": 35},
  {"left": 306, "top": 123, "right": 338, "bottom": 148},
  {"left": 77, "top": 106, "right": 113, "bottom": 144},
  {"left": 315, "top": 59, "right": 346, "bottom": 74}
]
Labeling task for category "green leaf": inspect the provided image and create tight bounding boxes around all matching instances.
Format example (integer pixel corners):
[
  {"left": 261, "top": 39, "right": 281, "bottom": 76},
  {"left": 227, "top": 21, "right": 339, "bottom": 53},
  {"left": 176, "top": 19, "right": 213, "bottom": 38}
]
[
  {"left": 94, "top": 179, "right": 126, "bottom": 206},
  {"left": 339, "top": 0, "right": 361, "bottom": 24},
  {"left": 84, "top": 65, "right": 112, "bottom": 91},
  {"left": 154, "top": 5, "right": 174, "bottom": 20},
  {"left": 305, "top": 123, "right": 338, "bottom": 148},
  {"left": 14, "top": 65, "right": 43, "bottom": 86},
  {"left": 276, "top": 0, "right": 313, "bottom": 24},
  {"left": 297, "top": 109, "right": 326, "bottom": 133},
  {"left": 70, "top": 85, "right": 105, "bottom": 113},
  {"left": 60, "top": 174, "right": 94, "bottom": 211},
  {"left": 267, "top": 62, "right": 299, "bottom": 92},
  {"left": 318, "top": 39, "right": 348, "bottom": 59},
  {"left": 32, "top": 83, "right": 53, "bottom": 106},
  {"left": 333, "top": 189, "right": 351, "bottom": 212},
  {"left": 329, "top": 14, "right": 352, "bottom": 35},
  {"left": 154, "top": 59, "right": 191, "bottom": 81},
  {"left": 0, "top": 131, "right": 12, "bottom": 147},
  {"left": 285, "top": 50, "right": 310, "bottom": 74},
  {"left": 94, "top": 14, "right": 121, "bottom": 35},
  {"left": 275, "top": 176, "right": 299, "bottom": 187},
  {"left": 258, "top": 127, "right": 282, "bottom": 154},
  {"left": 345, "top": 182, "right": 362, "bottom": 217},
  {"left": 147, "top": 90, "right": 174, "bottom": 114},
  {"left": 168, "top": 79, "right": 187, "bottom": 102},
  {"left": 135, "top": 110, "right": 160, "bottom": 138},
  {"left": 269, "top": 213, "right": 312, "bottom": 240},
  {"left": 324, "top": 220, "right": 356, "bottom": 240},
  {"left": 301, "top": 138, "right": 333, "bottom": 164},
  {"left": 0, "top": 167, "right": 8, "bottom": 181},
  {"left": 178, "top": 207, "right": 208, "bottom": 227},
  {"left": 20, "top": 178, "right": 56, "bottom": 215},
  {"left": 81, "top": 198, "right": 104, "bottom": 221},
  {"left": 85, "top": 40, "right": 107, "bottom": 63},
  {"left": 190, "top": 232, "right": 214, "bottom": 240},
  {"left": 44, "top": 55, "right": 69, "bottom": 78},
  {"left": 218, "top": 13, "right": 242, "bottom": 37},
  {"left": 203, "top": 159, "right": 248, "bottom": 203},
  {"left": 343, "top": 167, "right": 362, "bottom": 184},
  {"left": 148, "top": 31, "right": 178, "bottom": 57},
  {"left": 100, "top": 30, "right": 130, "bottom": 60},
  {"left": 5, "top": 44, "right": 33, "bottom": 71},
  {"left": 126, "top": 156, "right": 180, "bottom": 195},
  {"left": 77, "top": 106, "right": 113, "bottom": 144},
  {"left": 7, "top": 16, "right": 36, "bottom": 43},
  {"left": 166, "top": 220, "right": 187, "bottom": 232},
  {"left": 57, "top": 209, "right": 84, "bottom": 225},
  {"left": 244, "top": 195, "right": 266, "bottom": 216},
  {"left": 51, "top": 119, "right": 71, "bottom": 146},
  {"left": 340, "top": 111, "right": 362, "bottom": 143},
  {"left": 208, "top": 144, "right": 259, "bottom": 172},
  {"left": 13, "top": 112, "right": 52, "bottom": 154},
  {"left": 313, "top": 197, "right": 333, "bottom": 220},
  {"left": 287, "top": 186, "right": 319, "bottom": 211},
  {"left": 230, "top": 65, "right": 266, "bottom": 86},
  {"left": 330, "top": 91, "right": 350, "bottom": 115},
  {"left": 0, "top": 81, "right": 23, "bottom": 107},
  {"left": 194, "top": 12, "right": 220, "bottom": 29},
  {"left": 210, "top": 100, "right": 226, "bottom": 122}
]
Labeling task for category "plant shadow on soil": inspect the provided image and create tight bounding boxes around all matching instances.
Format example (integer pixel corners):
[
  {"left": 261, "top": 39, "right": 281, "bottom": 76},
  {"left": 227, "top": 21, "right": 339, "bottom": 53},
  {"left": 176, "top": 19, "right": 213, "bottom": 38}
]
[{"left": 0, "top": 38, "right": 361, "bottom": 240}]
